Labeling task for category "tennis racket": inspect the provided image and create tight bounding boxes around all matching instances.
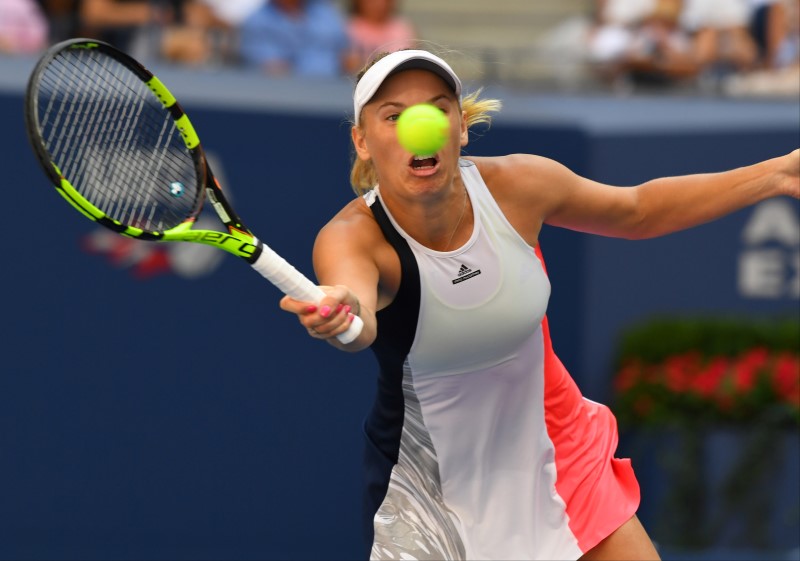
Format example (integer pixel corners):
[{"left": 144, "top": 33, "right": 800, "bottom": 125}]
[{"left": 25, "top": 38, "right": 363, "bottom": 344}]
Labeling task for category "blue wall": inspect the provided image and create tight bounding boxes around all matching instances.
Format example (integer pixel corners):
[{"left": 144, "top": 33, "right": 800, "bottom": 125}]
[{"left": 1, "top": 63, "right": 798, "bottom": 560}]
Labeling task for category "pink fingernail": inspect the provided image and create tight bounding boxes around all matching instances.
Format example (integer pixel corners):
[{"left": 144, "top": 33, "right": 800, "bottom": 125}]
[
  {"left": 348, "top": 313, "right": 355, "bottom": 323},
  {"left": 344, "top": 305, "right": 352, "bottom": 314},
  {"left": 335, "top": 304, "right": 344, "bottom": 314},
  {"left": 320, "top": 305, "right": 331, "bottom": 317},
  {"left": 305, "top": 305, "right": 318, "bottom": 313}
]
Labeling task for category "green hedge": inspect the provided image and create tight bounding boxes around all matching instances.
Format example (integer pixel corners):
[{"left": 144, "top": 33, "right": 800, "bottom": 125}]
[
  {"left": 611, "top": 316, "right": 800, "bottom": 427},
  {"left": 614, "top": 316, "right": 800, "bottom": 365}
]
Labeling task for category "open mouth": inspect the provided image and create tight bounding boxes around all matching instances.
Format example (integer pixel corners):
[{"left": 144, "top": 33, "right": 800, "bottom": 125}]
[{"left": 410, "top": 154, "right": 439, "bottom": 170}]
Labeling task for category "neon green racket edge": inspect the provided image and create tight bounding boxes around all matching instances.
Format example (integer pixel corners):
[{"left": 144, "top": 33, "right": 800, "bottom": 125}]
[{"left": 25, "top": 38, "right": 362, "bottom": 344}]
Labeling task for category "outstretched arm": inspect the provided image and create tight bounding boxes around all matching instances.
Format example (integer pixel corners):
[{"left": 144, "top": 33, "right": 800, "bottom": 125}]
[
  {"left": 535, "top": 149, "right": 799, "bottom": 240},
  {"left": 279, "top": 202, "right": 380, "bottom": 352}
]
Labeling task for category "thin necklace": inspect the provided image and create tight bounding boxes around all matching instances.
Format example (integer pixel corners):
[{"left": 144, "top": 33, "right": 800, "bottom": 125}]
[{"left": 443, "top": 186, "right": 467, "bottom": 251}]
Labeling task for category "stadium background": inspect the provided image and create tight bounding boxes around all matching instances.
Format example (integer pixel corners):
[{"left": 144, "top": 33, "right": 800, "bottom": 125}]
[{"left": 0, "top": 1, "right": 798, "bottom": 558}]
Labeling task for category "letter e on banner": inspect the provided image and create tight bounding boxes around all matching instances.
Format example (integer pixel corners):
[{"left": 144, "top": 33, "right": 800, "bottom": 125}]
[{"left": 738, "top": 200, "right": 800, "bottom": 299}]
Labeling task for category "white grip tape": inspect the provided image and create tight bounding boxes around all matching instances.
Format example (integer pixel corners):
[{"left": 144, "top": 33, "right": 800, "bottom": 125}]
[{"left": 250, "top": 242, "right": 363, "bottom": 344}]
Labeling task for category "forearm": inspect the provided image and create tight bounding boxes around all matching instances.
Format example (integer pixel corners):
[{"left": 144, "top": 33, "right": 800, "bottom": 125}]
[{"left": 632, "top": 151, "right": 798, "bottom": 239}]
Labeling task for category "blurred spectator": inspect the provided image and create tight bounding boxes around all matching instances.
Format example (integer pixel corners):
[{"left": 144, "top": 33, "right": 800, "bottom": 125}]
[
  {"left": 775, "top": 0, "right": 800, "bottom": 66},
  {"left": 0, "top": 0, "right": 49, "bottom": 53},
  {"left": 586, "top": 0, "right": 656, "bottom": 69},
  {"left": 725, "top": 0, "right": 799, "bottom": 96},
  {"left": 191, "top": 0, "right": 265, "bottom": 65},
  {"left": 35, "top": 0, "right": 225, "bottom": 65},
  {"left": 82, "top": 0, "right": 225, "bottom": 64},
  {"left": 238, "top": 0, "right": 349, "bottom": 77},
  {"left": 748, "top": 0, "right": 795, "bottom": 68},
  {"left": 586, "top": 0, "right": 698, "bottom": 88},
  {"left": 622, "top": 0, "right": 699, "bottom": 86},
  {"left": 681, "top": 0, "right": 758, "bottom": 75},
  {"left": 198, "top": 0, "right": 264, "bottom": 28},
  {"left": 158, "top": 1, "right": 226, "bottom": 65},
  {"left": 79, "top": 0, "right": 158, "bottom": 52},
  {"left": 343, "top": 0, "right": 416, "bottom": 74},
  {"left": 36, "top": 0, "right": 79, "bottom": 44}
]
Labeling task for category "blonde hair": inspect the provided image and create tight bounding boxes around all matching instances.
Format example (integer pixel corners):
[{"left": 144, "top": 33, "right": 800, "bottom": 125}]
[{"left": 349, "top": 54, "right": 502, "bottom": 196}]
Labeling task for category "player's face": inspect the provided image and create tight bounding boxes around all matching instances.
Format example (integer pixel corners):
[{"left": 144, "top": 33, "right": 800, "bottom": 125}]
[{"left": 352, "top": 69, "right": 468, "bottom": 199}]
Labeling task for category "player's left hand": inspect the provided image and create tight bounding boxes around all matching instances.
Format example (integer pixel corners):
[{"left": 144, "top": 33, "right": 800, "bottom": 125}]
[{"left": 777, "top": 149, "right": 799, "bottom": 199}]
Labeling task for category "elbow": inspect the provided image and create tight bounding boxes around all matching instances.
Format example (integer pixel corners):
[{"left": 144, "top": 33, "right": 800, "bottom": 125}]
[
  {"left": 624, "top": 225, "right": 653, "bottom": 241},
  {"left": 621, "top": 187, "right": 654, "bottom": 240},
  {"left": 624, "top": 222, "right": 664, "bottom": 241},
  {"left": 619, "top": 209, "right": 649, "bottom": 240}
]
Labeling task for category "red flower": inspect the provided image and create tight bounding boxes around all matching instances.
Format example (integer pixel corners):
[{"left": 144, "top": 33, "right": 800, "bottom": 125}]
[
  {"left": 772, "top": 352, "right": 800, "bottom": 407},
  {"left": 732, "top": 347, "right": 769, "bottom": 394},
  {"left": 693, "top": 356, "right": 729, "bottom": 398},
  {"left": 612, "top": 319, "right": 799, "bottom": 426},
  {"left": 613, "top": 347, "right": 799, "bottom": 425},
  {"left": 614, "top": 360, "right": 642, "bottom": 393},
  {"left": 664, "top": 352, "right": 701, "bottom": 393}
]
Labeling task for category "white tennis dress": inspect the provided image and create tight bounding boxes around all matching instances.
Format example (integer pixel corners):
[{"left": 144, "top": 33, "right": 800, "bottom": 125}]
[{"left": 362, "top": 160, "right": 639, "bottom": 561}]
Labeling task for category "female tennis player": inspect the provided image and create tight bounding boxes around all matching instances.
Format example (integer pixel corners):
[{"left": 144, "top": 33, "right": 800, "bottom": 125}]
[{"left": 279, "top": 49, "right": 800, "bottom": 560}]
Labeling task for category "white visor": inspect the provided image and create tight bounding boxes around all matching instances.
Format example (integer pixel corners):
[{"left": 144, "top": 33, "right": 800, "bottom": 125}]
[{"left": 353, "top": 50, "right": 462, "bottom": 126}]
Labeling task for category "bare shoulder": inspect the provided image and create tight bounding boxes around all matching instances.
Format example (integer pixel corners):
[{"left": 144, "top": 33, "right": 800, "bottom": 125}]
[
  {"left": 464, "top": 154, "right": 575, "bottom": 206},
  {"left": 317, "top": 196, "right": 381, "bottom": 247},
  {"left": 465, "top": 154, "right": 569, "bottom": 191},
  {"left": 315, "top": 195, "right": 394, "bottom": 268},
  {"left": 314, "top": 194, "right": 402, "bottom": 307},
  {"left": 461, "top": 155, "right": 581, "bottom": 244}
]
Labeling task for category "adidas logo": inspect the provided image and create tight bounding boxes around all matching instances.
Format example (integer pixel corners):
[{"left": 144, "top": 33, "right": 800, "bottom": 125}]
[{"left": 452, "top": 263, "right": 481, "bottom": 284}]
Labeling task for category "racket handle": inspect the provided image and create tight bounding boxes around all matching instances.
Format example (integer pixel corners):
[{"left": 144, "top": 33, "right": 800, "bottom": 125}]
[{"left": 250, "top": 242, "right": 364, "bottom": 344}]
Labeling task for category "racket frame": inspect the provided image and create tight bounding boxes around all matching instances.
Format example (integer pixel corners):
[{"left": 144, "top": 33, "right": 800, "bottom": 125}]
[
  {"left": 24, "top": 38, "right": 262, "bottom": 263},
  {"left": 25, "top": 38, "right": 363, "bottom": 344}
]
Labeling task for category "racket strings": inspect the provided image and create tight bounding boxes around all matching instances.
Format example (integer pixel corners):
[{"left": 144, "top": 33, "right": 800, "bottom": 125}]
[{"left": 34, "top": 48, "right": 201, "bottom": 232}]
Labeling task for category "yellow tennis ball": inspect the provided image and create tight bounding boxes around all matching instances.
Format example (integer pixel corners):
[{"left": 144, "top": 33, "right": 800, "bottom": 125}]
[{"left": 396, "top": 104, "right": 450, "bottom": 155}]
